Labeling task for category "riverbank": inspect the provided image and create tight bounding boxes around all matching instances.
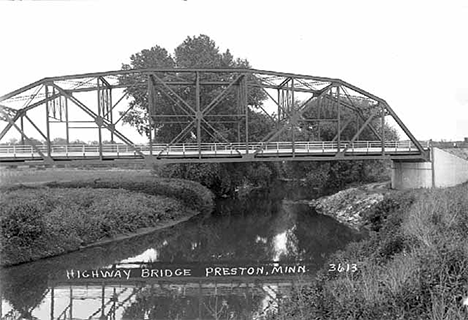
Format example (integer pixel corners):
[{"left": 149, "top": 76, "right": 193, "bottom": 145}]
[
  {"left": 272, "top": 182, "right": 468, "bottom": 319},
  {"left": 307, "top": 181, "right": 392, "bottom": 230},
  {"left": 0, "top": 169, "right": 214, "bottom": 267}
]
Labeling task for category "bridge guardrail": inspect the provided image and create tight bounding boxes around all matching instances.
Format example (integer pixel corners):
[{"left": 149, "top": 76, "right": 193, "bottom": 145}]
[{"left": 0, "top": 140, "right": 430, "bottom": 160}]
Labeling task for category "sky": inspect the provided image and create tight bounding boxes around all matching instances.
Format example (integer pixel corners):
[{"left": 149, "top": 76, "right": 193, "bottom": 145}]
[{"left": 0, "top": 0, "right": 467, "bottom": 143}]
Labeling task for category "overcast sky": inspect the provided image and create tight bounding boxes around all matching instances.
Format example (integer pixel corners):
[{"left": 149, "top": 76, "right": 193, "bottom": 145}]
[{"left": 0, "top": 0, "right": 467, "bottom": 142}]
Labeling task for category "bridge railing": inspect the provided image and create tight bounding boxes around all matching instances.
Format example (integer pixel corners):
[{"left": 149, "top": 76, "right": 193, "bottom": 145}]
[{"left": 0, "top": 140, "right": 430, "bottom": 159}]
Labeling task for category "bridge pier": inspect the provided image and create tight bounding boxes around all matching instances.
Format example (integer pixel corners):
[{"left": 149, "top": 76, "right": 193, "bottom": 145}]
[{"left": 392, "top": 147, "right": 468, "bottom": 189}]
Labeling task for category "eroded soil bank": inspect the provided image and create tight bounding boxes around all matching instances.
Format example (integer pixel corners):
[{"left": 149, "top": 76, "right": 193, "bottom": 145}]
[{"left": 307, "top": 181, "right": 392, "bottom": 230}]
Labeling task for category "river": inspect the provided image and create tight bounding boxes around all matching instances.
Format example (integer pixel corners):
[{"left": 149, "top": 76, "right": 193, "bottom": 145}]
[{"left": 0, "top": 182, "right": 366, "bottom": 320}]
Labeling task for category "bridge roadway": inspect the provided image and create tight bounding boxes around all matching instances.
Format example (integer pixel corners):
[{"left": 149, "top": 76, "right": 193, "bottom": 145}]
[{"left": 0, "top": 140, "right": 429, "bottom": 165}]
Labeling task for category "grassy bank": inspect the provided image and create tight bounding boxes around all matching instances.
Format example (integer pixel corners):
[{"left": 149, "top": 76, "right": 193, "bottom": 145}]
[
  {"left": 272, "top": 183, "right": 468, "bottom": 320},
  {"left": 0, "top": 169, "right": 214, "bottom": 266}
]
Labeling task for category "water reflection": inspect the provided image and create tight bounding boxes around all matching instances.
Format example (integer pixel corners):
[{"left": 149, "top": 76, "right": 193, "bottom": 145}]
[
  {"left": 1, "top": 183, "right": 366, "bottom": 319},
  {"left": 37, "top": 279, "right": 301, "bottom": 320}
]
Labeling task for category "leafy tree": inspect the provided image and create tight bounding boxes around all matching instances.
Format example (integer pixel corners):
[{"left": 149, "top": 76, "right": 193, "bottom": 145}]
[
  {"left": 52, "top": 137, "right": 67, "bottom": 145},
  {"left": 119, "top": 35, "right": 266, "bottom": 142},
  {"left": 279, "top": 97, "right": 399, "bottom": 142},
  {"left": 120, "top": 35, "right": 276, "bottom": 195},
  {"left": 120, "top": 46, "right": 175, "bottom": 136},
  {"left": 282, "top": 97, "right": 397, "bottom": 194}
]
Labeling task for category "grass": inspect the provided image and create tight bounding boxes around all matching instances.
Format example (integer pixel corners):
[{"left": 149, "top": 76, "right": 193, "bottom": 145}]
[
  {"left": 0, "top": 168, "right": 214, "bottom": 266},
  {"left": 0, "top": 167, "right": 153, "bottom": 186},
  {"left": 270, "top": 183, "right": 468, "bottom": 320}
]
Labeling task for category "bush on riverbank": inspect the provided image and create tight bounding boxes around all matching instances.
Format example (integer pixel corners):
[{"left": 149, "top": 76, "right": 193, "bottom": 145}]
[
  {"left": 153, "top": 162, "right": 280, "bottom": 197},
  {"left": 283, "top": 160, "right": 391, "bottom": 196},
  {"left": 0, "top": 172, "right": 214, "bottom": 266},
  {"left": 272, "top": 183, "right": 468, "bottom": 319},
  {"left": 41, "top": 176, "right": 214, "bottom": 214},
  {"left": 0, "top": 187, "right": 197, "bottom": 266},
  {"left": 0, "top": 169, "right": 214, "bottom": 215}
]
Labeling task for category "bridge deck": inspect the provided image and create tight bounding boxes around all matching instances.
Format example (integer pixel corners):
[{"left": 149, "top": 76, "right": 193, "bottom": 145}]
[{"left": 0, "top": 141, "right": 429, "bottom": 165}]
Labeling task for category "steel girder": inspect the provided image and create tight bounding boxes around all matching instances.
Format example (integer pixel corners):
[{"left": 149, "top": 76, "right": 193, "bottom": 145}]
[{"left": 0, "top": 68, "right": 429, "bottom": 165}]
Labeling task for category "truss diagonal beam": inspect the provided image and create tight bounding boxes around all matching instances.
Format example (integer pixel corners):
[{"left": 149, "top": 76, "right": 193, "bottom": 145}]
[
  {"left": 198, "top": 119, "right": 241, "bottom": 156},
  {"left": 338, "top": 113, "right": 377, "bottom": 155},
  {"left": 151, "top": 72, "right": 196, "bottom": 115},
  {"left": 52, "top": 84, "right": 147, "bottom": 158},
  {"left": 323, "top": 94, "right": 382, "bottom": 141},
  {"left": 22, "top": 93, "right": 61, "bottom": 113},
  {"left": 202, "top": 74, "right": 243, "bottom": 115},
  {"left": 156, "top": 119, "right": 196, "bottom": 157},
  {"left": 383, "top": 101, "right": 427, "bottom": 158},
  {"left": 251, "top": 76, "right": 290, "bottom": 118},
  {"left": 24, "top": 114, "right": 48, "bottom": 142},
  {"left": 0, "top": 105, "right": 21, "bottom": 141},
  {"left": 253, "top": 84, "right": 334, "bottom": 156},
  {"left": 331, "top": 117, "right": 353, "bottom": 142},
  {"left": 0, "top": 109, "right": 53, "bottom": 164}
]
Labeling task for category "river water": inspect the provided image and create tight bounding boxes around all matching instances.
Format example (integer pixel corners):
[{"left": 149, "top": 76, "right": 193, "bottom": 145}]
[{"left": 0, "top": 183, "right": 366, "bottom": 320}]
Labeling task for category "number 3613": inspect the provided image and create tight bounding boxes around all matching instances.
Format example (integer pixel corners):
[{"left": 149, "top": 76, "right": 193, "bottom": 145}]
[{"left": 328, "top": 263, "right": 357, "bottom": 272}]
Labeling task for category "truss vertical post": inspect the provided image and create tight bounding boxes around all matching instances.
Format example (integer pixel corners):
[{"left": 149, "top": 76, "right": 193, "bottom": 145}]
[
  {"left": 109, "top": 85, "right": 114, "bottom": 143},
  {"left": 381, "top": 104, "right": 385, "bottom": 156},
  {"left": 59, "top": 92, "right": 63, "bottom": 121},
  {"left": 237, "top": 87, "right": 241, "bottom": 143},
  {"left": 317, "top": 98, "right": 321, "bottom": 141},
  {"left": 196, "top": 72, "right": 201, "bottom": 159},
  {"left": 50, "top": 285, "right": 54, "bottom": 320},
  {"left": 65, "top": 97, "right": 69, "bottom": 145},
  {"left": 147, "top": 74, "right": 154, "bottom": 156},
  {"left": 242, "top": 74, "right": 249, "bottom": 154},
  {"left": 52, "top": 87, "right": 56, "bottom": 119},
  {"left": 291, "top": 78, "right": 295, "bottom": 157},
  {"left": 45, "top": 85, "right": 51, "bottom": 157},
  {"left": 337, "top": 86, "right": 341, "bottom": 151},
  {"left": 97, "top": 79, "right": 103, "bottom": 160},
  {"left": 277, "top": 89, "right": 281, "bottom": 125},
  {"left": 20, "top": 114, "right": 24, "bottom": 145},
  {"left": 198, "top": 281, "right": 202, "bottom": 319},
  {"left": 237, "top": 81, "right": 242, "bottom": 143},
  {"left": 101, "top": 285, "right": 105, "bottom": 319},
  {"left": 355, "top": 111, "right": 359, "bottom": 142},
  {"left": 69, "top": 286, "right": 73, "bottom": 320},
  {"left": 112, "top": 287, "right": 117, "bottom": 320}
]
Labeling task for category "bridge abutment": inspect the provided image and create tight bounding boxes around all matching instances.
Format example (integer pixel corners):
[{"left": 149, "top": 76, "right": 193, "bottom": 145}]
[{"left": 391, "top": 147, "right": 468, "bottom": 189}]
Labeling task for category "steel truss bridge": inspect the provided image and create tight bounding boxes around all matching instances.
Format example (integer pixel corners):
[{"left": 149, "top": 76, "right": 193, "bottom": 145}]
[{"left": 0, "top": 68, "right": 429, "bottom": 166}]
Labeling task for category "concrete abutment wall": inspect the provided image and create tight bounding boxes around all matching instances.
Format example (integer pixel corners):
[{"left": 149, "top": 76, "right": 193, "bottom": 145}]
[{"left": 392, "top": 147, "right": 468, "bottom": 189}]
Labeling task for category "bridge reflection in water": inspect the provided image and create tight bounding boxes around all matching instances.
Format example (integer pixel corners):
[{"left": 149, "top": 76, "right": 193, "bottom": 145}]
[{"left": 2, "top": 275, "right": 312, "bottom": 320}]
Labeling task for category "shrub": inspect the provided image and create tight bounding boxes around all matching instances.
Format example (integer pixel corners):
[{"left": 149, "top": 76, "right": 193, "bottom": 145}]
[
  {"left": 44, "top": 176, "right": 214, "bottom": 214},
  {"left": 0, "top": 187, "right": 199, "bottom": 266}
]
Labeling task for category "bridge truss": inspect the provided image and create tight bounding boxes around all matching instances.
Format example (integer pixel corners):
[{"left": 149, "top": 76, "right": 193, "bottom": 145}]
[{"left": 0, "top": 68, "right": 429, "bottom": 166}]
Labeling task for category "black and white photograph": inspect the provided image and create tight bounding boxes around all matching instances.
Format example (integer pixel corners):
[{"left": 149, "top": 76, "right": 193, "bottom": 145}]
[{"left": 0, "top": 0, "right": 468, "bottom": 319}]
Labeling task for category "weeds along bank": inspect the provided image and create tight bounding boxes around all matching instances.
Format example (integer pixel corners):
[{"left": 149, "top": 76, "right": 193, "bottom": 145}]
[
  {"left": 270, "top": 183, "right": 468, "bottom": 320},
  {"left": 0, "top": 170, "right": 214, "bottom": 267}
]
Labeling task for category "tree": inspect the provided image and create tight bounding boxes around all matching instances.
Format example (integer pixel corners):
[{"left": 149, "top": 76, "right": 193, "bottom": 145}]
[
  {"left": 283, "top": 97, "right": 398, "bottom": 194},
  {"left": 120, "top": 35, "right": 276, "bottom": 195},
  {"left": 119, "top": 35, "right": 266, "bottom": 142},
  {"left": 120, "top": 46, "right": 175, "bottom": 136},
  {"left": 52, "top": 137, "right": 67, "bottom": 145}
]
